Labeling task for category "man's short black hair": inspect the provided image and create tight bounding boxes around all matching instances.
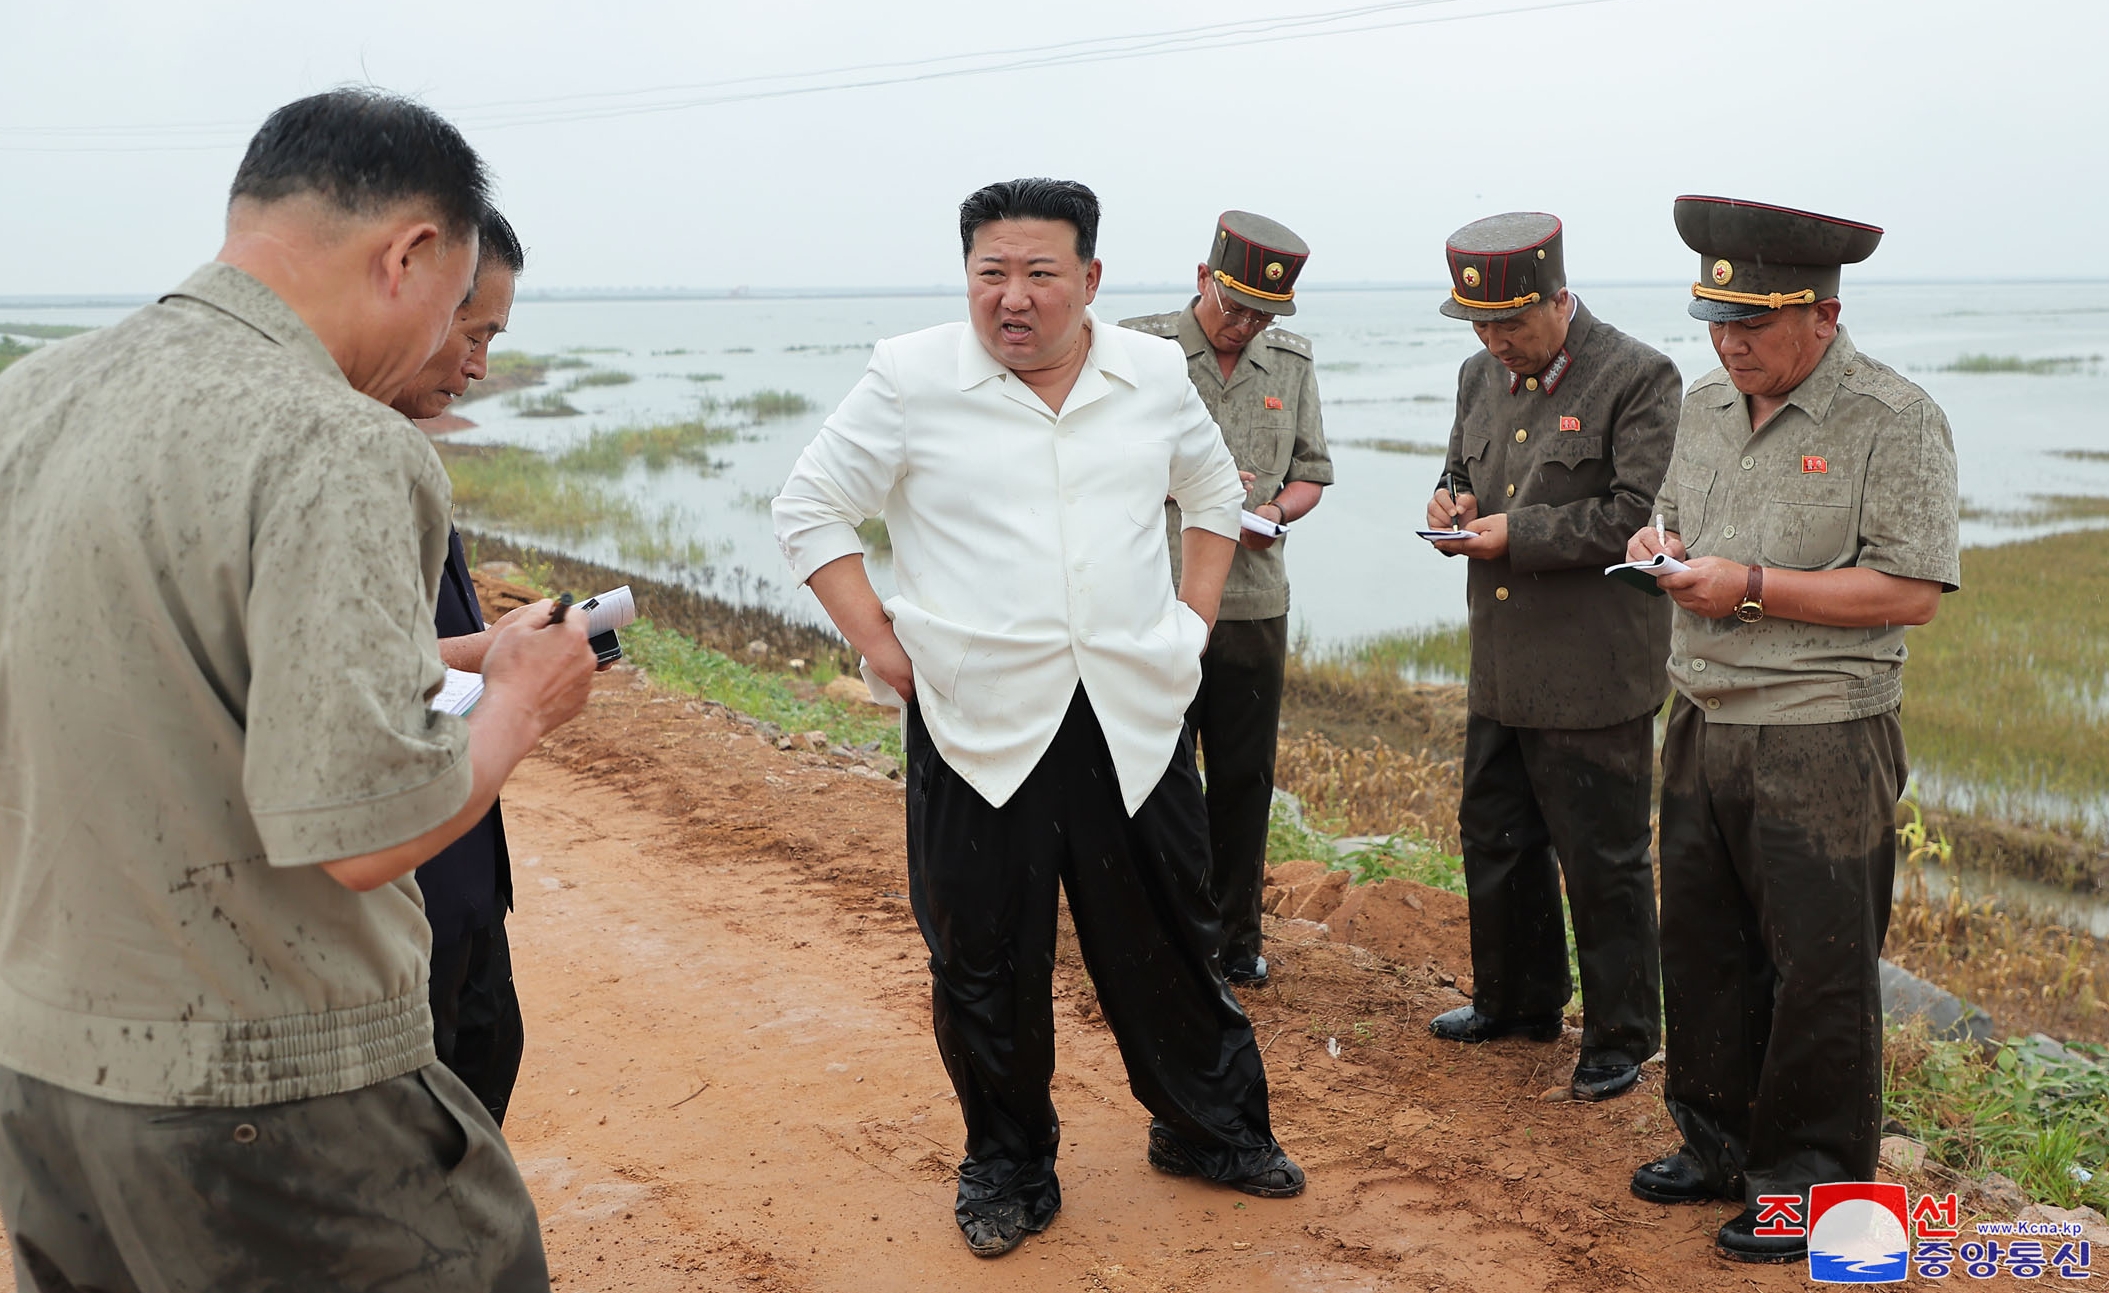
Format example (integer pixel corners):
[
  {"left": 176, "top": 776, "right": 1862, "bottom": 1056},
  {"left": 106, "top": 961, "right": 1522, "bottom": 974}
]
[
  {"left": 229, "top": 89, "right": 489, "bottom": 240},
  {"left": 479, "top": 208, "right": 525, "bottom": 275},
  {"left": 959, "top": 178, "right": 1100, "bottom": 263}
]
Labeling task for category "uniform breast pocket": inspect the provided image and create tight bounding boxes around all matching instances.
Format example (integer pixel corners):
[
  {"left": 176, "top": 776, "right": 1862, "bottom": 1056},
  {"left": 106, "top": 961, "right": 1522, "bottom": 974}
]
[
  {"left": 1238, "top": 413, "right": 1294, "bottom": 481},
  {"left": 1675, "top": 466, "right": 1717, "bottom": 541},
  {"left": 1544, "top": 433, "right": 1606, "bottom": 471},
  {"left": 1760, "top": 491, "right": 1856, "bottom": 570}
]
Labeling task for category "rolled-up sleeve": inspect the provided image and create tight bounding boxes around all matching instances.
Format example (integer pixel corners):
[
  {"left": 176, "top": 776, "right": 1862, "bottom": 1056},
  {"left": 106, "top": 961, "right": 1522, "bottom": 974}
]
[
  {"left": 244, "top": 422, "right": 470, "bottom": 866},
  {"left": 1858, "top": 398, "right": 1961, "bottom": 591},
  {"left": 1285, "top": 361, "right": 1334, "bottom": 486},
  {"left": 774, "top": 340, "right": 907, "bottom": 584},
  {"left": 1166, "top": 379, "right": 1242, "bottom": 539}
]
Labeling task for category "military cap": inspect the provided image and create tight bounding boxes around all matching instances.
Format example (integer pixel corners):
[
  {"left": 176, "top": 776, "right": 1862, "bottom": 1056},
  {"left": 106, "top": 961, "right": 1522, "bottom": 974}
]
[
  {"left": 1439, "top": 212, "right": 1565, "bottom": 322},
  {"left": 1209, "top": 211, "right": 1309, "bottom": 318},
  {"left": 1675, "top": 195, "right": 1883, "bottom": 322}
]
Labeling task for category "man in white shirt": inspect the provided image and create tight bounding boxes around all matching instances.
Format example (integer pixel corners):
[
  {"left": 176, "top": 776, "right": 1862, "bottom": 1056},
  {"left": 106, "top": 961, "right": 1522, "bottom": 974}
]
[{"left": 775, "top": 178, "right": 1304, "bottom": 1260}]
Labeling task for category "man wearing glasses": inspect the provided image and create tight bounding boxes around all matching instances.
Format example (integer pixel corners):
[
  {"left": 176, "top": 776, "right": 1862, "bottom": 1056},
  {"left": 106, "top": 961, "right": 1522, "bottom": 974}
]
[{"left": 1121, "top": 211, "right": 1332, "bottom": 988}]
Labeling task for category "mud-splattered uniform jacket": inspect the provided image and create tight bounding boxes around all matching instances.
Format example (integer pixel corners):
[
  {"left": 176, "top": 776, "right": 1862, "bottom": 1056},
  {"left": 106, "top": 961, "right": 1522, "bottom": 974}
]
[
  {"left": 0, "top": 263, "right": 466, "bottom": 1106},
  {"left": 1441, "top": 299, "right": 1682, "bottom": 730}
]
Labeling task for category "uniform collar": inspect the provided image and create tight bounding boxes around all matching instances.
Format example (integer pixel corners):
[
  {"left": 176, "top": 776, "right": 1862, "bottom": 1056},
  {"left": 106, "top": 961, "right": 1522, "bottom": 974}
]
[
  {"left": 161, "top": 262, "right": 346, "bottom": 386},
  {"left": 1505, "top": 295, "right": 1591, "bottom": 396},
  {"left": 1178, "top": 299, "right": 1273, "bottom": 375},
  {"left": 1697, "top": 326, "right": 1859, "bottom": 425}
]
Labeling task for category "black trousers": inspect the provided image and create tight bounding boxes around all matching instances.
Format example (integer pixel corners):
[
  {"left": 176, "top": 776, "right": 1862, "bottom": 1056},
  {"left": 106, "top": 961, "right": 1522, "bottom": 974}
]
[
  {"left": 1658, "top": 698, "right": 1905, "bottom": 1206},
  {"left": 428, "top": 916, "right": 526, "bottom": 1126},
  {"left": 1457, "top": 711, "right": 1662, "bottom": 1069},
  {"left": 1183, "top": 615, "right": 1289, "bottom": 961},
  {"left": 905, "top": 689, "right": 1278, "bottom": 1229}
]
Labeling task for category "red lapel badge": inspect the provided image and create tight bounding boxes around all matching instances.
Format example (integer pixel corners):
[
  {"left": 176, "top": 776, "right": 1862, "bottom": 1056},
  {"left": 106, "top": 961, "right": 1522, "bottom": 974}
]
[
  {"left": 1264, "top": 396, "right": 1284, "bottom": 411},
  {"left": 1802, "top": 455, "right": 1828, "bottom": 474},
  {"left": 1559, "top": 416, "right": 1581, "bottom": 432}
]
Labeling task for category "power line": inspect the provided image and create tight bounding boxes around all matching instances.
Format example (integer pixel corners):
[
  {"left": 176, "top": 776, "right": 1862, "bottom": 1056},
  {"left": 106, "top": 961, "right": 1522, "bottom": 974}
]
[{"left": 0, "top": 0, "right": 1617, "bottom": 153}]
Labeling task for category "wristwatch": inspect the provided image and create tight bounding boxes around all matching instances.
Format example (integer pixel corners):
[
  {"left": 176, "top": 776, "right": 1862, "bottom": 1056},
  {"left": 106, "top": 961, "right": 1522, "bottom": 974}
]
[{"left": 1734, "top": 565, "right": 1765, "bottom": 624}]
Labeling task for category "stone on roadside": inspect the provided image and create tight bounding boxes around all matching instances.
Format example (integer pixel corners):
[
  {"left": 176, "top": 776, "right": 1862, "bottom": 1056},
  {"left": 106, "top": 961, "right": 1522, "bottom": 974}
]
[
  {"left": 745, "top": 639, "right": 771, "bottom": 660},
  {"left": 823, "top": 675, "right": 885, "bottom": 708},
  {"left": 2017, "top": 1203, "right": 2109, "bottom": 1249},
  {"left": 1879, "top": 959, "right": 1996, "bottom": 1043},
  {"left": 1975, "top": 1171, "right": 2028, "bottom": 1213},
  {"left": 1879, "top": 1135, "right": 1929, "bottom": 1177}
]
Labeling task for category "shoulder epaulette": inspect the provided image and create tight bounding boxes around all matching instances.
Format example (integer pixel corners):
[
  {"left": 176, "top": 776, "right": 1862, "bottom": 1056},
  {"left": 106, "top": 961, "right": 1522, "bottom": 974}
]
[
  {"left": 1838, "top": 353, "right": 1926, "bottom": 414},
  {"left": 1261, "top": 328, "right": 1312, "bottom": 359},
  {"left": 1118, "top": 313, "right": 1181, "bottom": 338}
]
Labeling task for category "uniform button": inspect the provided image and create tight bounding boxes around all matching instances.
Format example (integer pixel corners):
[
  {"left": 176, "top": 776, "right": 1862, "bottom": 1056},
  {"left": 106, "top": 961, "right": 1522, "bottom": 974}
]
[
  {"left": 233, "top": 1123, "right": 259, "bottom": 1144},
  {"left": 1741, "top": 456, "right": 1755, "bottom": 470},
  {"left": 1495, "top": 587, "right": 1510, "bottom": 601},
  {"left": 1844, "top": 366, "right": 1857, "bottom": 376},
  {"left": 1691, "top": 659, "right": 1707, "bottom": 672},
  {"left": 1505, "top": 483, "right": 1516, "bottom": 498},
  {"left": 1723, "top": 525, "right": 1737, "bottom": 539},
  {"left": 1525, "top": 377, "right": 1539, "bottom": 391},
  {"left": 1705, "top": 698, "right": 1722, "bottom": 711},
  {"left": 1514, "top": 429, "right": 1528, "bottom": 443}
]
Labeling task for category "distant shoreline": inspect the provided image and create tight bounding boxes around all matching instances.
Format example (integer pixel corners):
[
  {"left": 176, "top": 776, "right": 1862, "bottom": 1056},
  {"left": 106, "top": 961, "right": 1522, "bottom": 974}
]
[{"left": 6, "top": 277, "right": 2107, "bottom": 310}]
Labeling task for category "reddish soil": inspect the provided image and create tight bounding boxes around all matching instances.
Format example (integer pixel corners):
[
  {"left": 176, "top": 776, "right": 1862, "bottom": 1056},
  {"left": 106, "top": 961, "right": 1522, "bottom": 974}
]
[{"left": 0, "top": 672, "right": 1966, "bottom": 1289}]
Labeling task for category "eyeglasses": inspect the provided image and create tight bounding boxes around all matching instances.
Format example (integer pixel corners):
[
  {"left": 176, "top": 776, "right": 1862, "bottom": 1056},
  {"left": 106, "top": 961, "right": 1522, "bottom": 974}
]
[{"left": 1210, "top": 278, "right": 1277, "bottom": 328}]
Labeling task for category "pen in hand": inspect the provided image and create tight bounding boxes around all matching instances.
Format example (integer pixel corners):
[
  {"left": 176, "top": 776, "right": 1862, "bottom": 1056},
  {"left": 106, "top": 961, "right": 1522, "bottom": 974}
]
[
  {"left": 1444, "top": 472, "right": 1464, "bottom": 531},
  {"left": 549, "top": 592, "right": 574, "bottom": 624},
  {"left": 1654, "top": 513, "right": 1666, "bottom": 550}
]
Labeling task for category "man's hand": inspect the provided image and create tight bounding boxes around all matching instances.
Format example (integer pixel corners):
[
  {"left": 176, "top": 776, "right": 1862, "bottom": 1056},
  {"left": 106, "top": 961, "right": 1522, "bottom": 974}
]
[
  {"left": 1431, "top": 510, "right": 1507, "bottom": 560},
  {"left": 1656, "top": 557, "right": 1747, "bottom": 618},
  {"left": 864, "top": 627, "right": 917, "bottom": 705},
  {"left": 1426, "top": 487, "right": 1479, "bottom": 532},
  {"left": 480, "top": 599, "right": 597, "bottom": 736},
  {"left": 1241, "top": 500, "right": 1283, "bottom": 551},
  {"left": 1626, "top": 525, "right": 1688, "bottom": 563}
]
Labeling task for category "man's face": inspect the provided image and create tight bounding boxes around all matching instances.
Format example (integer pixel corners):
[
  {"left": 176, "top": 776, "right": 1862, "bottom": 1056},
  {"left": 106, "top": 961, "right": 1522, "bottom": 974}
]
[
  {"left": 1470, "top": 290, "right": 1570, "bottom": 375},
  {"left": 1708, "top": 300, "right": 1841, "bottom": 398},
  {"left": 393, "top": 262, "right": 518, "bottom": 420},
  {"left": 1193, "top": 264, "right": 1276, "bottom": 357},
  {"left": 966, "top": 218, "right": 1101, "bottom": 373},
  {"left": 365, "top": 224, "right": 480, "bottom": 406}
]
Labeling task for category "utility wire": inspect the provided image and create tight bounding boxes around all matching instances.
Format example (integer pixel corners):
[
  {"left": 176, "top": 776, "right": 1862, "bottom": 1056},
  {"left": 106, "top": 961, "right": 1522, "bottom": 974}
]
[{"left": 0, "top": 0, "right": 1615, "bottom": 153}]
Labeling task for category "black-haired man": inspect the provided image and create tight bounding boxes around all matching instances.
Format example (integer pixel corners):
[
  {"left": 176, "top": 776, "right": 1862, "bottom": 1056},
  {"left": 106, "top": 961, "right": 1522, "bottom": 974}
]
[
  {"left": 394, "top": 208, "right": 538, "bottom": 1126},
  {"left": 777, "top": 177, "right": 1303, "bottom": 1260},
  {"left": 0, "top": 91, "right": 592, "bottom": 1291}
]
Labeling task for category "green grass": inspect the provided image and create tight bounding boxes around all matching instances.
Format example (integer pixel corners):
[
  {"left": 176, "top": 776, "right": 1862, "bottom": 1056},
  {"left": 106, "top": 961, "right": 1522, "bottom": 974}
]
[
  {"left": 716, "top": 388, "right": 815, "bottom": 419},
  {"left": 438, "top": 445, "right": 717, "bottom": 568},
  {"left": 0, "top": 337, "right": 31, "bottom": 375},
  {"left": 553, "top": 416, "right": 734, "bottom": 475},
  {"left": 1336, "top": 437, "right": 1450, "bottom": 457},
  {"left": 1885, "top": 1026, "right": 2109, "bottom": 1213},
  {"left": 620, "top": 620, "right": 901, "bottom": 759},
  {"left": 2049, "top": 449, "right": 2109, "bottom": 463},
  {"left": 1329, "top": 622, "right": 1473, "bottom": 684},
  {"left": 510, "top": 389, "right": 581, "bottom": 418},
  {"left": 1960, "top": 494, "right": 2109, "bottom": 526},
  {"left": 1904, "top": 530, "right": 2109, "bottom": 835},
  {"left": 566, "top": 369, "right": 635, "bottom": 389},
  {"left": 686, "top": 372, "right": 725, "bottom": 383},
  {"left": 0, "top": 322, "right": 90, "bottom": 340},
  {"left": 1942, "top": 353, "right": 2103, "bottom": 375}
]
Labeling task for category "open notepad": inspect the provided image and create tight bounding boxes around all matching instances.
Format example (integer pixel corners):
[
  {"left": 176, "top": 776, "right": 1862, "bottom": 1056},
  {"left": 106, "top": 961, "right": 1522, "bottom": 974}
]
[
  {"left": 1240, "top": 509, "right": 1288, "bottom": 539},
  {"left": 429, "top": 669, "right": 484, "bottom": 716},
  {"left": 1603, "top": 551, "right": 1690, "bottom": 596}
]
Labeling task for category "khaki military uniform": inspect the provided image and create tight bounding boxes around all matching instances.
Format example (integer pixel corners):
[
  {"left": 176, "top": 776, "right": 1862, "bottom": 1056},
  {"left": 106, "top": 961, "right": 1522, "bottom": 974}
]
[
  {"left": 1121, "top": 303, "right": 1331, "bottom": 964},
  {"left": 1441, "top": 298, "right": 1680, "bottom": 1069},
  {"left": 1651, "top": 328, "right": 1959, "bottom": 1206}
]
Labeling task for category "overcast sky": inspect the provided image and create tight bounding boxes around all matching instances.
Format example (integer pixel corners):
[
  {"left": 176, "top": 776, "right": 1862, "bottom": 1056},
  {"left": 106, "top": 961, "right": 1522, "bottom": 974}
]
[{"left": 3, "top": 0, "right": 2099, "bottom": 297}]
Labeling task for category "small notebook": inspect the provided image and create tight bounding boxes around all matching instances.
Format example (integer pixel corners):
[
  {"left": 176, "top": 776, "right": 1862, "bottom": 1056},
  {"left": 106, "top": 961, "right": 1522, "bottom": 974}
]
[
  {"left": 1603, "top": 551, "right": 1690, "bottom": 596},
  {"left": 577, "top": 585, "right": 638, "bottom": 665},
  {"left": 429, "top": 668, "right": 484, "bottom": 716},
  {"left": 1240, "top": 510, "right": 1288, "bottom": 538},
  {"left": 1416, "top": 528, "right": 1467, "bottom": 541}
]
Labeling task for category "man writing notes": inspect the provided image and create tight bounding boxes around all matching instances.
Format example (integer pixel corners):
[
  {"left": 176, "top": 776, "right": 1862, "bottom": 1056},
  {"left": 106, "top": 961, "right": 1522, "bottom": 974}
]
[
  {"left": 1424, "top": 212, "right": 1680, "bottom": 1103},
  {"left": 1626, "top": 196, "right": 1958, "bottom": 1265},
  {"left": 775, "top": 178, "right": 1303, "bottom": 1261},
  {"left": 1121, "top": 211, "right": 1331, "bottom": 987},
  {"left": 0, "top": 91, "right": 594, "bottom": 1291}
]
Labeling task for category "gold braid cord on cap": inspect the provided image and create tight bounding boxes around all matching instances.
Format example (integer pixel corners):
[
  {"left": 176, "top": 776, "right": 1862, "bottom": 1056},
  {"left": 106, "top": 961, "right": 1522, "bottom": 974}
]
[
  {"left": 1451, "top": 288, "right": 1542, "bottom": 311},
  {"left": 1213, "top": 268, "right": 1295, "bottom": 303},
  {"left": 1690, "top": 284, "right": 1819, "bottom": 309}
]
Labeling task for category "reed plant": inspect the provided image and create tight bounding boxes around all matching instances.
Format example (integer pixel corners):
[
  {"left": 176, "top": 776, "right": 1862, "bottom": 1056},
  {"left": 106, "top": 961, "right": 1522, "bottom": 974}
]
[
  {"left": 509, "top": 388, "right": 580, "bottom": 418},
  {"left": 553, "top": 416, "right": 733, "bottom": 475},
  {"left": 567, "top": 369, "right": 635, "bottom": 389},
  {"left": 1941, "top": 353, "right": 2102, "bottom": 375},
  {"left": 1271, "top": 731, "right": 1460, "bottom": 853},
  {"left": 1887, "top": 868, "right": 2109, "bottom": 1043},
  {"left": 0, "top": 322, "right": 90, "bottom": 339},
  {"left": 438, "top": 444, "right": 715, "bottom": 568},
  {"left": 0, "top": 337, "right": 31, "bottom": 375}
]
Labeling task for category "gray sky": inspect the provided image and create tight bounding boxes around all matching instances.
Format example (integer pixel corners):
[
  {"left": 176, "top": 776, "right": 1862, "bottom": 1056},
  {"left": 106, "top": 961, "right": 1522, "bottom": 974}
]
[{"left": 3, "top": 0, "right": 2098, "bottom": 296}]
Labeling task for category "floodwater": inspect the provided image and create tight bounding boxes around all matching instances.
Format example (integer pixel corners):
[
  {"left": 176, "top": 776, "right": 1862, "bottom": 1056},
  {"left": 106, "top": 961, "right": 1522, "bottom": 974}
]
[{"left": 7, "top": 281, "right": 2106, "bottom": 648}]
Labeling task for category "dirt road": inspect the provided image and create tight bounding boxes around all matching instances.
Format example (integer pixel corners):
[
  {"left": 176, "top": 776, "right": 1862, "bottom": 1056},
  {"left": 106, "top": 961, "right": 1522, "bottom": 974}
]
[{"left": 4, "top": 673, "right": 1836, "bottom": 1290}]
